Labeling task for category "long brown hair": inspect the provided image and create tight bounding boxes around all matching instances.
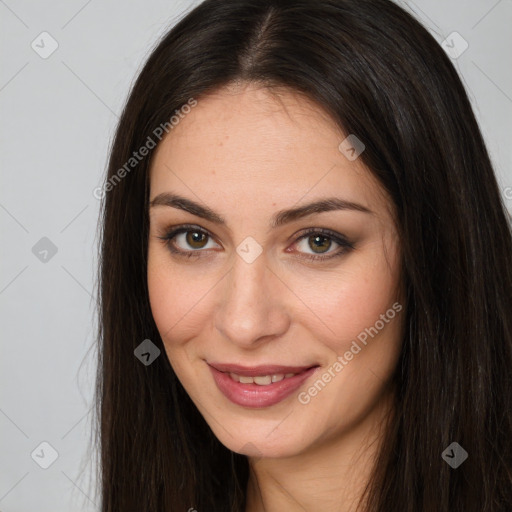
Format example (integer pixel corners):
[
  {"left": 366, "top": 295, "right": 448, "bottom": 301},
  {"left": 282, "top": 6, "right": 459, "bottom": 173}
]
[{"left": 94, "top": 0, "right": 512, "bottom": 510}]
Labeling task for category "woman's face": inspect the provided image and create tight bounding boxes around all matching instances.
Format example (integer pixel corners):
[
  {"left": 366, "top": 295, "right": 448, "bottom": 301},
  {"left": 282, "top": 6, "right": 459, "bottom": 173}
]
[{"left": 147, "top": 83, "right": 404, "bottom": 458}]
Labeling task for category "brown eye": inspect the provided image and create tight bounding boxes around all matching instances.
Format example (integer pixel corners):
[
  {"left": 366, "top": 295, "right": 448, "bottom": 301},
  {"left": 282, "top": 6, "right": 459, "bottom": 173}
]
[
  {"left": 157, "top": 224, "right": 220, "bottom": 258},
  {"left": 184, "top": 230, "right": 209, "bottom": 249},
  {"left": 293, "top": 228, "right": 354, "bottom": 261},
  {"left": 307, "top": 234, "right": 332, "bottom": 254}
]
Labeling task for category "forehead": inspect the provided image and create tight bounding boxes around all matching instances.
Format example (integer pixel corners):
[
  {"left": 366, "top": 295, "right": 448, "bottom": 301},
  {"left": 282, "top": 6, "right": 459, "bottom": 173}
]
[{"left": 149, "top": 83, "right": 390, "bottom": 215}]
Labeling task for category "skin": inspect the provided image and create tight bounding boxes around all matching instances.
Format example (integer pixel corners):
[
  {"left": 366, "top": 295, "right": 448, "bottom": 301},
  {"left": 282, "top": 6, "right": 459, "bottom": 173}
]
[{"left": 147, "top": 81, "right": 404, "bottom": 512}]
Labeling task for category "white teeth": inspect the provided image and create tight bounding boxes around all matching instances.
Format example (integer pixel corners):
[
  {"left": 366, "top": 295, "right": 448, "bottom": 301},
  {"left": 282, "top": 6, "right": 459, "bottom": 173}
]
[
  {"left": 253, "top": 375, "right": 272, "bottom": 385},
  {"left": 229, "top": 372, "right": 296, "bottom": 385}
]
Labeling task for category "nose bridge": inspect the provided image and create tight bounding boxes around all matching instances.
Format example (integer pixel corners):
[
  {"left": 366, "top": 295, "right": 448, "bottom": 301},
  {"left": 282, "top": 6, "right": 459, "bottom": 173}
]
[{"left": 215, "top": 248, "right": 289, "bottom": 347}]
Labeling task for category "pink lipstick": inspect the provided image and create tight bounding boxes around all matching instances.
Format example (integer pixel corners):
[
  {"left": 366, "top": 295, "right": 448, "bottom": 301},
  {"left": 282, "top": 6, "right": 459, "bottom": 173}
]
[{"left": 207, "top": 362, "right": 320, "bottom": 408}]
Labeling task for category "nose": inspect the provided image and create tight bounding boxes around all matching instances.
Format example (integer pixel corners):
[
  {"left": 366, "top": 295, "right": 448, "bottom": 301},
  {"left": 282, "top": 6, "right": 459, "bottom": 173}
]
[{"left": 214, "top": 249, "right": 291, "bottom": 349}]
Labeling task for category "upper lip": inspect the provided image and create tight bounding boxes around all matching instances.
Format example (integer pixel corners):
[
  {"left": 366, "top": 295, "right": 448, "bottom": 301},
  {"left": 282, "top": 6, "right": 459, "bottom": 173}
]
[{"left": 207, "top": 362, "right": 318, "bottom": 377}]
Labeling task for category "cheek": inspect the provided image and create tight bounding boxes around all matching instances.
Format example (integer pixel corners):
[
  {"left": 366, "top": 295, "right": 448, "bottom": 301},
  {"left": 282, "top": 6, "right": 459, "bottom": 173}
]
[
  {"left": 147, "top": 262, "right": 203, "bottom": 381},
  {"left": 303, "top": 242, "right": 402, "bottom": 352},
  {"left": 295, "top": 251, "right": 403, "bottom": 427},
  {"left": 147, "top": 248, "right": 215, "bottom": 348}
]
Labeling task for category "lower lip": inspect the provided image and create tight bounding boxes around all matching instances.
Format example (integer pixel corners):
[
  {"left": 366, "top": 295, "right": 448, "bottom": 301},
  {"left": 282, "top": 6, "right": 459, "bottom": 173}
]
[{"left": 208, "top": 365, "right": 319, "bottom": 408}]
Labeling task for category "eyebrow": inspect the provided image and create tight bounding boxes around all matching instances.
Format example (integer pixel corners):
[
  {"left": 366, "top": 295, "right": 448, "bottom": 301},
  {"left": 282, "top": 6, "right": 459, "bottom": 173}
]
[{"left": 149, "top": 192, "right": 373, "bottom": 228}]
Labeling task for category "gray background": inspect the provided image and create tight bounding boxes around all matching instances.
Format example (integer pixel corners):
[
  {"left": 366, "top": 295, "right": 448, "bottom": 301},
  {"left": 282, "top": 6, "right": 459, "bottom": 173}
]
[{"left": 1, "top": 0, "right": 511, "bottom": 510}]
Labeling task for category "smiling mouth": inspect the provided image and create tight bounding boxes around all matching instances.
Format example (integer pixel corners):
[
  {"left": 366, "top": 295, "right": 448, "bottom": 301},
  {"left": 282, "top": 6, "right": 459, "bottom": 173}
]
[{"left": 207, "top": 362, "right": 321, "bottom": 408}]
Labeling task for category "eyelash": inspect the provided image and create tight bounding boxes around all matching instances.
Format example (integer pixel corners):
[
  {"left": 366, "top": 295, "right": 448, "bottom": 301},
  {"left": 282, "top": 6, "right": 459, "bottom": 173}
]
[{"left": 156, "top": 223, "right": 354, "bottom": 262}]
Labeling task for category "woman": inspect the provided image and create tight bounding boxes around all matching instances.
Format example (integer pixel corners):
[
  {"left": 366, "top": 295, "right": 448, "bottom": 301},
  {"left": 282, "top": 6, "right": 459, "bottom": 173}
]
[{"left": 94, "top": 0, "right": 512, "bottom": 510}]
